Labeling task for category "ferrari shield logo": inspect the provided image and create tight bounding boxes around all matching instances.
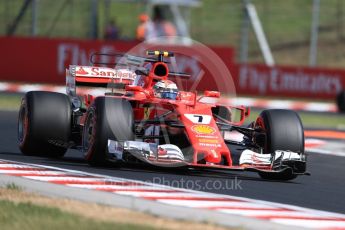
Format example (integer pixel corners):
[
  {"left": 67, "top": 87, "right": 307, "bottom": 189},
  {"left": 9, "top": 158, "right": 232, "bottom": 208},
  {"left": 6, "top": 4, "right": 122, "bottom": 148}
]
[{"left": 144, "top": 107, "right": 151, "bottom": 119}]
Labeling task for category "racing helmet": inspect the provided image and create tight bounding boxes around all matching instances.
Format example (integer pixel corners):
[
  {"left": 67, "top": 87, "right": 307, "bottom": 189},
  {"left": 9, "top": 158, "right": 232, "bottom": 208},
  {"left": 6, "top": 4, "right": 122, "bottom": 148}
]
[{"left": 153, "top": 80, "right": 178, "bottom": 99}]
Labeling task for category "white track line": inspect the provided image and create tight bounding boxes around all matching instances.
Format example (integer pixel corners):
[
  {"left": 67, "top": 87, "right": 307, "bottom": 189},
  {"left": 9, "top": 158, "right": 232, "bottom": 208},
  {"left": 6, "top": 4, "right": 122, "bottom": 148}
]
[
  {"left": 68, "top": 184, "right": 175, "bottom": 191},
  {"left": 0, "top": 170, "right": 68, "bottom": 175},
  {"left": 272, "top": 219, "right": 345, "bottom": 228},
  {"left": 1, "top": 158, "right": 345, "bottom": 229},
  {"left": 22, "top": 176, "right": 103, "bottom": 181}
]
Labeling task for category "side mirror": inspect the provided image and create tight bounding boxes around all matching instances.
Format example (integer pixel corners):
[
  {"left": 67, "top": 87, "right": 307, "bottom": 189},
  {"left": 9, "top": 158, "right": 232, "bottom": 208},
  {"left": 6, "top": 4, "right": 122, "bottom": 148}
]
[{"left": 245, "top": 107, "right": 250, "bottom": 117}]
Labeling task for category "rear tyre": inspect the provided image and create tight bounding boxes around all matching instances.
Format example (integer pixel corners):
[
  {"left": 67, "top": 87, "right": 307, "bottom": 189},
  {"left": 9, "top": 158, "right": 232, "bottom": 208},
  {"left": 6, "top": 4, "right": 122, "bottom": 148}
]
[
  {"left": 83, "top": 97, "right": 134, "bottom": 166},
  {"left": 254, "top": 109, "right": 304, "bottom": 180},
  {"left": 18, "top": 91, "right": 71, "bottom": 157}
]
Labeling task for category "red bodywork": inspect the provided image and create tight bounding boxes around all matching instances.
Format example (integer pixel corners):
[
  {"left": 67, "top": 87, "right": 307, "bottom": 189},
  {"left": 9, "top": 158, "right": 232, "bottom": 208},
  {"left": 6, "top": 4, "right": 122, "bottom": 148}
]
[{"left": 70, "top": 57, "right": 267, "bottom": 170}]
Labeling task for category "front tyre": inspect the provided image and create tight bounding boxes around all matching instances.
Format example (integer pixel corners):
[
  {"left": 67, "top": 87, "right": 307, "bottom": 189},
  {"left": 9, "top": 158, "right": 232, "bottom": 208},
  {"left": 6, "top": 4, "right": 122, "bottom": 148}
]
[
  {"left": 83, "top": 97, "right": 134, "bottom": 166},
  {"left": 255, "top": 109, "right": 305, "bottom": 180}
]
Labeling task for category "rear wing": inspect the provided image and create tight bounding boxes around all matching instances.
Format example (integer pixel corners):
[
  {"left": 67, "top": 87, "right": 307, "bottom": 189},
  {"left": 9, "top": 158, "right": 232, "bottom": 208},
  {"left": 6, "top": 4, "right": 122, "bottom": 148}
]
[{"left": 66, "top": 65, "right": 137, "bottom": 96}]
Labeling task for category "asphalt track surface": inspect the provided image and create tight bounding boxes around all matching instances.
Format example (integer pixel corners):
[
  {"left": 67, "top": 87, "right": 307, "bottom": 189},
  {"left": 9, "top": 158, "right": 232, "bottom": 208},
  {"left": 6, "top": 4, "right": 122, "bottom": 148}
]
[{"left": 1, "top": 110, "right": 345, "bottom": 214}]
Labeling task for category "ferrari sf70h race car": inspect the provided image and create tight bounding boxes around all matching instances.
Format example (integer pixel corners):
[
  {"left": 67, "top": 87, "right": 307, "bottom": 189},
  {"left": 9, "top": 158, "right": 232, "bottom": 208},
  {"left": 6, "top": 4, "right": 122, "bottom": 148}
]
[{"left": 18, "top": 50, "right": 307, "bottom": 181}]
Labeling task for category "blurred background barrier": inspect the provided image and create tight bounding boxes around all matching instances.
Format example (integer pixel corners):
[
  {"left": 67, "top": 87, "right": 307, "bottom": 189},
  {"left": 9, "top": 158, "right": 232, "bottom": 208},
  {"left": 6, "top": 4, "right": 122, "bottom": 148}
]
[
  {"left": 2, "top": 0, "right": 345, "bottom": 67},
  {"left": 0, "top": 37, "right": 139, "bottom": 84},
  {"left": 1, "top": 0, "right": 345, "bottom": 100},
  {"left": 1, "top": 36, "right": 344, "bottom": 100},
  {"left": 0, "top": 37, "right": 234, "bottom": 91},
  {"left": 236, "top": 64, "right": 345, "bottom": 99}
]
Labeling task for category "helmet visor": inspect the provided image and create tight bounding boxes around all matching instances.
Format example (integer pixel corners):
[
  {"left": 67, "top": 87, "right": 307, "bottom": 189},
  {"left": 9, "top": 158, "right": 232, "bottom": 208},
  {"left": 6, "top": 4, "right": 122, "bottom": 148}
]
[{"left": 161, "top": 91, "right": 178, "bottom": 99}]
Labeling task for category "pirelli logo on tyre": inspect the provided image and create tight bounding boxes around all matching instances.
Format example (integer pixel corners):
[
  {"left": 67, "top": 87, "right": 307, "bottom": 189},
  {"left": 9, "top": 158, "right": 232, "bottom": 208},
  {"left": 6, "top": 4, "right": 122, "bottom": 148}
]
[{"left": 191, "top": 125, "right": 216, "bottom": 135}]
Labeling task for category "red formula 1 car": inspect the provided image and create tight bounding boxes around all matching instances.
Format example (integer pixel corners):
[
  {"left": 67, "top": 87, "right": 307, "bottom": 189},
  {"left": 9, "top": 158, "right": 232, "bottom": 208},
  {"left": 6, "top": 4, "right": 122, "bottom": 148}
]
[{"left": 18, "top": 50, "right": 307, "bottom": 180}]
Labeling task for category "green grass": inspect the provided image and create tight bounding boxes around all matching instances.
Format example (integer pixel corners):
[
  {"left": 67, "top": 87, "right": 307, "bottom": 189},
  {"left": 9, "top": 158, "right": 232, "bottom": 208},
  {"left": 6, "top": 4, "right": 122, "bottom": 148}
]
[
  {"left": 298, "top": 112, "right": 345, "bottom": 129},
  {"left": 0, "top": 94, "right": 21, "bottom": 110},
  {"left": 1, "top": 0, "right": 344, "bottom": 44},
  {"left": 5, "top": 183, "right": 22, "bottom": 191},
  {"left": 2, "top": 0, "right": 345, "bottom": 66},
  {"left": 0, "top": 199, "right": 156, "bottom": 230},
  {"left": 246, "top": 109, "right": 345, "bottom": 129}
]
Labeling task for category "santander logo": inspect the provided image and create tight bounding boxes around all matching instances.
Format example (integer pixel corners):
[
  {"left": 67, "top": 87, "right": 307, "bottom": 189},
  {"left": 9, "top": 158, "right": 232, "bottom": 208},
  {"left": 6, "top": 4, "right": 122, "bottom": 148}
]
[
  {"left": 74, "top": 66, "right": 136, "bottom": 80},
  {"left": 76, "top": 67, "right": 89, "bottom": 75}
]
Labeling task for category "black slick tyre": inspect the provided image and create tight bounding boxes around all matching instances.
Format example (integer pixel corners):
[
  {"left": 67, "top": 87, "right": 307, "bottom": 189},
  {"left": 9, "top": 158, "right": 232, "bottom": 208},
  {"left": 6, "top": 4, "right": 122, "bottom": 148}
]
[
  {"left": 18, "top": 91, "right": 71, "bottom": 157},
  {"left": 83, "top": 97, "right": 134, "bottom": 166},
  {"left": 255, "top": 109, "right": 304, "bottom": 180}
]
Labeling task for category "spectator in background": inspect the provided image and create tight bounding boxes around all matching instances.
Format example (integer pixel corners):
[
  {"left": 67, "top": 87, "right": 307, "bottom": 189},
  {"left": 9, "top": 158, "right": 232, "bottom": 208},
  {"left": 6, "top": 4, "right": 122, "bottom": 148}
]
[
  {"left": 104, "top": 19, "right": 120, "bottom": 40},
  {"left": 143, "top": 6, "right": 177, "bottom": 40},
  {"left": 136, "top": 13, "right": 151, "bottom": 41}
]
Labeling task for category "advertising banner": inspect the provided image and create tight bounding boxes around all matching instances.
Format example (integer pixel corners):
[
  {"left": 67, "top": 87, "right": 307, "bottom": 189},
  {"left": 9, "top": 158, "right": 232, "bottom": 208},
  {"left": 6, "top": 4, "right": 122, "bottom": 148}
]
[
  {"left": 1, "top": 37, "right": 344, "bottom": 99},
  {"left": 236, "top": 64, "right": 345, "bottom": 99}
]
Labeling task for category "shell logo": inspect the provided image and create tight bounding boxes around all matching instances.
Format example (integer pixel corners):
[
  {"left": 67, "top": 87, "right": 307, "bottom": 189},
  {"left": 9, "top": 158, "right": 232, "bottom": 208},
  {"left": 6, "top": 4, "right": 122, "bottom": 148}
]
[{"left": 191, "top": 125, "right": 216, "bottom": 135}]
